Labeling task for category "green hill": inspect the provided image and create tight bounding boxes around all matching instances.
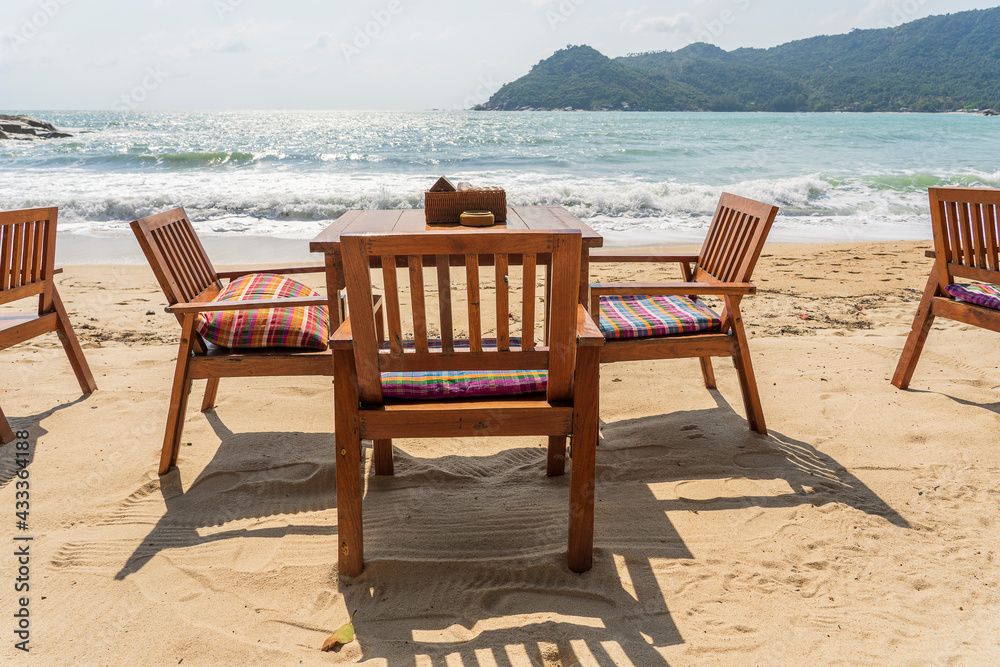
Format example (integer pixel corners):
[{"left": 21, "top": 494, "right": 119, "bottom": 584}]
[
  {"left": 478, "top": 8, "right": 1000, "bottom": 112},
  {"left": 482, "top": 45, "right": 709, "bottom": 111}
]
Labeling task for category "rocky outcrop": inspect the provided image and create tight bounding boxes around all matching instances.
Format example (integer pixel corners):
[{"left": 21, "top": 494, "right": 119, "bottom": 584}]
[
  {"left": 984, "top": 109, "right": 999, "bottom": 116},
  {"left": 0, "top": 115, "right": 71, "bottom": 140}
]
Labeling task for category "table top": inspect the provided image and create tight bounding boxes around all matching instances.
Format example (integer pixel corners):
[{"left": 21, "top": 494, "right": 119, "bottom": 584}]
[{"left": 309, "top": 206, "right": 603, "bottom": 253}]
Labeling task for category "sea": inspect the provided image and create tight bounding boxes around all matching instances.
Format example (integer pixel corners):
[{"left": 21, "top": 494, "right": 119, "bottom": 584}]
[{"left": 2, "top": 110, "right": 999, "bottom": 261}]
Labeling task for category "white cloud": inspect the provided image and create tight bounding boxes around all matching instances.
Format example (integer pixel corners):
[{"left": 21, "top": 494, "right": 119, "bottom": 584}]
[
  {"left": 304, "top": 32, "right": 340, "bottom": 53},
  {"left": 858, "top": 0, "right": 895, "bottom": 21},
  {"left": 625, "top": 12, "right": 696, "bottom": 34},
  {"left": 140, "top": 21, "right": 273, "bottom": 60}
]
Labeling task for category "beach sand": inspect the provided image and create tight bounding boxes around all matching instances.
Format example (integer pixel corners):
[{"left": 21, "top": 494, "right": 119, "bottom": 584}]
[{"left": 2, "top": 240, "right": 999, "bottom": 665}]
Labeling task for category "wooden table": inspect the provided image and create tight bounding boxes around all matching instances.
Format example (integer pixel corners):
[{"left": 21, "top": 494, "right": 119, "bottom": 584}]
[{"left": 310, "top": 206, "right": 603, "bottom": 327}]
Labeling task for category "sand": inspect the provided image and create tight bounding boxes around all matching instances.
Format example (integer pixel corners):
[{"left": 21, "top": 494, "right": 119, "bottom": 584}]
[{"left": 1, "top": 240, "right": 999, "bottom": 665}]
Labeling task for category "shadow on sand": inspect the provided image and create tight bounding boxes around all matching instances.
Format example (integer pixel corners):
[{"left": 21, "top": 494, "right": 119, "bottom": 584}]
[
  {"left": 116, "top": 390, "right": 909, "bottom": 664},
  {"left": 0, "top": 396, "right": 90, "bottom": 488},
  {"left": 908, "top": 388, "right": 1000, "bottom": 417},
  {"left": 114, "top": 411, "right": 338, "bottom": 580}
]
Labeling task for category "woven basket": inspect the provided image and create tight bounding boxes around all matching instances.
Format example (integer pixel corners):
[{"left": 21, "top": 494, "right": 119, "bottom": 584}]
[{"left": 425, "top": 187, "right": 507, "bottom": 224}]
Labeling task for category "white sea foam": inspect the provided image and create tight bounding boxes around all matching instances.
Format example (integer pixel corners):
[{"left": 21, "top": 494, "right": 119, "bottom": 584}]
[
  {"left": 0, "top": 168, "right": 984, "bottom": 243},
  {"left": 3, "top": 111, "right": 999, "bottom": 256}
]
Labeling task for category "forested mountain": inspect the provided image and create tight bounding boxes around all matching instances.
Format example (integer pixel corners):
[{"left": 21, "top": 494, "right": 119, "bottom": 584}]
[{"left": 479, "top": 8, "right": 1000, "bottom": 112}]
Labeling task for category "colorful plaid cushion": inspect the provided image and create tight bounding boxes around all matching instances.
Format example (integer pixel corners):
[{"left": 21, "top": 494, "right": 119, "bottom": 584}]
[
  {"left": 381, "top": 370, "right": 547, "bottom": 400},
  {"left": 945, "top": 282, "right": 1000, "bottom": 311},
  {"left": 599, "top": 294, "right": 721, "bottom": 339},
  {"left": 197, "top": 273, "right": 329, "bottom": 350}
]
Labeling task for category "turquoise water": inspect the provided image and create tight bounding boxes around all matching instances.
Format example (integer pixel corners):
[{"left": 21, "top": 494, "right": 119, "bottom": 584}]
[{"left": 1, "top": 110, "right": 998, "bottom": 247}]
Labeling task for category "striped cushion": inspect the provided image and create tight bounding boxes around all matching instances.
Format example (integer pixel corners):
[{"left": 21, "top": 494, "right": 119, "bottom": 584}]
[
  {"left": 197, "top": 273, "right": 329, "bottom": 350},
  {"left": 382, "top": 370, "right": 547, "bottom": 400},
  {"left": 599, "top": 294, "right": 721, "bottom": 339},
  {"left": 945, "top": 282, "right": 1000, "bottom": 311}
]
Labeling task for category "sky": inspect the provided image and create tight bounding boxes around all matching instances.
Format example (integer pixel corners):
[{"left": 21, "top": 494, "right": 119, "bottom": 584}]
[{"left": 1, "top": 0, "right": 998, "bottom": 111}]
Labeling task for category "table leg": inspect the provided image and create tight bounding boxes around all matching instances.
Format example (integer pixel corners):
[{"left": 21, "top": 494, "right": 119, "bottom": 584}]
[
  {"left": 579, "top": 248, "right": 591, "bottom": 311},
  {"left": 324, "top": 251, "right": 345, "bottom": 329},
  {"left": 543, "top": 262, "right": 552, "bottom": 346}
]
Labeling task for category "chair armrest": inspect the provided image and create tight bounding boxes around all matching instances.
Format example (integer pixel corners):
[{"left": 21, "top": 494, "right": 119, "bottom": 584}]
[
  {"left": 167, "top": 296, "right": 330, "bottom": 314},
  {"left": 590, "top": 282, "right": 756, "bottom": 297},
  {"left": 576, "top": 304, "right": 605, "bottom": 346},
  {"left": 589, "top": 253, "right": 699, "bottom": 264},
  {"left": 53, "top": 268, "right": 64, "bottom": 275},
  {"left": 925, "top": 250, "right": 936, "bottom": 259},
  {"left": 217, "top": 265, "right": 326, "bottom": 280},
  {"left": 329, "top": 317, "right": 354, "bottom": 350}
]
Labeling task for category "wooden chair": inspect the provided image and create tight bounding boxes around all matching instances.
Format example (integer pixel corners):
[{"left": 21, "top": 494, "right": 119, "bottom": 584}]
[
  {"left": 893, "top": 187, "right": 1000, "bottom": 389},
  {"left": 131, "top": 207, "right": 343, "bottom": 474},
  {"left": 1, "top": 207, "right": 97, "bottom": 444},
  {"left": 589, "top": 193, "right": 778, "bottom": 434},
  {"left": 332, "top": 228, "right": 604, "bottom": 576}
]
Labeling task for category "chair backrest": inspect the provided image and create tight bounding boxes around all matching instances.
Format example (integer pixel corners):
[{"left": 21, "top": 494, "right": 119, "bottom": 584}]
[
  {"left": 928, "top": 187, "right": 1000, "bottom": 290},
  {"left": 130, "top": 207, "right": 221, "bottom": 308},
  {"left": 341, "top": 229, "right": 583, "bottom": 406},
  {"left": 696, "top": 193, "right": 779, "bottom": 284},
  {"left": 0, "top": 207, "right": 57, "bottom": 312}
]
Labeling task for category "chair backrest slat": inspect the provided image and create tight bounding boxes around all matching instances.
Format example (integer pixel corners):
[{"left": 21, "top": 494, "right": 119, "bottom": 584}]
[
  {"left": 496, "top": 253, "right": 510, "bottom": 351},
  {"left": 381, "top": 256, "right": 404, "bottom": 355},
  {"left": 929, "top": 187, "right": 1000, "bottom": 288},
  {"left": 700, "top": 206, "right": 735, "bottom": 274},
  {"left": 698, "top": 193, "right": 779, "bottom": 284},
  {"left": 522, "top": 253, "right": 537, "bottom": 352},
  {"left": 162, "top": 224, "right": 197, "bottom": 298},
  {"left": 722, "top": 212, "right": 751, "bottom": 282},
  {"left": 944, "top": 201, "right": 962, "bottom": 265},
  {"left": 0, "top": 208, "right": 57, "bottom": 307},
  {"left": 343, "top": 245, "right": 385, "bottom": 405},
  {"left": 970, "top": 203, "right": 987, "bottom": 269},
  {"left": 985, "top": 205, "right": 999, "bottom": 271},
  {"left": 31, "top": 221, "right": 45, "bottom": 288},
  {"left": 408, "top": 256, "right": 429, "bottom": 353},
  {"left": 21, "top": 221, "right": 35, "bottom": 287},
  {"left": 12, "top": 222, "right": 26, "bottom": 287},
  {"left": 178, "top": 218, "right": 216, "bottom": 289},
  {"left": 0, "top": 225, "right": 11, "bottom": 291},
  {"left": 342, "top": 230, "right": 581, "bottom": 405},
  {"left": 130, "top": 208, "right": 220, "bottom": 307},
  {"left": 959, "top": 202, "right": 976, "bottom": 267},
  {"left": 544, "top": 233, "right": 581, "bottom": 403},
  {"left": 436, "top": 255, "right": 454, "bottom": 353},
  {"left": 466, "top": 253, "right": 482, "bottom": 352}
]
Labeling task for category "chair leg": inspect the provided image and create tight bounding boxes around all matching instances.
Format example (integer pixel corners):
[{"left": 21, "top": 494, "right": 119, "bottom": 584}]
[
  {"left": 728, "top": 301, "right": 767, "bottom": 435},
  {"left": 161, "top": 376, "right": 192, "bottom": 475},
  {"left": 699, "top": 357, "right": 717, "bottom": 389},
  {"left": 0, "top": 406, "right": 15, "bottom": 445},
  {"left": 51, "top": 288, "right": 97, "bottom": 395},
  {"left": 568, "top": 346, "right": 599, "bottom": 574},
  {"left": 334, "top": 349, "right": 364, "bottom": 577},
  {"left": 373, "top": 439, "right": 394, "bottom": 476},
  {"left": 892, "top": 267, "right": 940, "bottom": 390},
  {"left": 201, "top": 378, "right": 220, "bottom": 412},
  {"left": 547, "top": 436, "right": 567, "bottom": 477},
  {"left": 160, "top": 316, "right": 196, "bottom": 475}
]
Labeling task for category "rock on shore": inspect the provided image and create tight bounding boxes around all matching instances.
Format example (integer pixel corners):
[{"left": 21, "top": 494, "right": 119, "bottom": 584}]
[{"left": 0, "top": 115, "right": 72, "bottom": 140}]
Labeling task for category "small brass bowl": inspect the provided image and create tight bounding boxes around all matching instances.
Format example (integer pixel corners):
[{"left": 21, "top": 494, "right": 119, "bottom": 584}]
[{"left": 460, "top": 210, "right": 495, "bottom": 227}]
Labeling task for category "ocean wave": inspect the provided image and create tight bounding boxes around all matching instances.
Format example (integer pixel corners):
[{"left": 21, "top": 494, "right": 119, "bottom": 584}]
[
  {"left": 3, "top": 157, "right": 996, "bottom": 246},
  {"left": 0, "top": 170, "right": 966, "bottom": 236},
  {"left": 154, "top": 151, "right": 258, "bottom": 168}
]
